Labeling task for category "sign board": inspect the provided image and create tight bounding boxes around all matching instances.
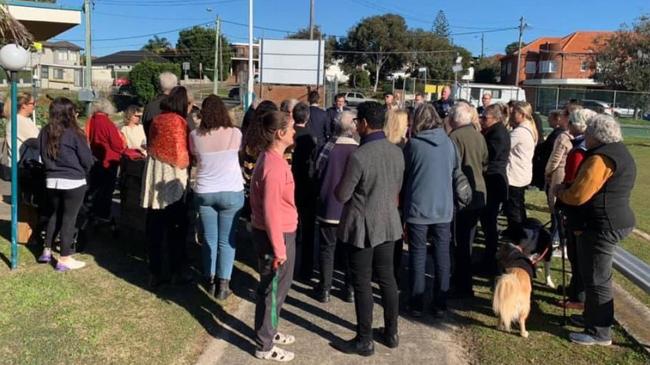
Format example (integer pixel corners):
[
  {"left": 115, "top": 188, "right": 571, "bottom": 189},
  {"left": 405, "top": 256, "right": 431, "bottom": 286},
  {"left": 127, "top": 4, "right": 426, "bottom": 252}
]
[
  {"left": 424, "top": 84, "right": 437, "bottom": 94},
  {"left": 182, "top": 62, "right": 190, "bottom": 71},
  {"left": 260, "top": 39, "right": 324, "bottom": 85}
]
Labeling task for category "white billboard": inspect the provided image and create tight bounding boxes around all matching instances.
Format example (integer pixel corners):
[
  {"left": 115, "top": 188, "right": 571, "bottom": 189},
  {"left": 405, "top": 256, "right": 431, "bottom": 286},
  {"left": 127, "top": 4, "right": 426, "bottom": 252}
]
[{"left": 260, "top": 39, "right": 324, "bottom": 85}]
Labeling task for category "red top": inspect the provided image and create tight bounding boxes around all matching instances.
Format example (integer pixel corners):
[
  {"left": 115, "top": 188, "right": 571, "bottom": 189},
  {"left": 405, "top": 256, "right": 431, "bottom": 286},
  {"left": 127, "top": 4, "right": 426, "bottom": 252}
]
[
  {"left": 148, "top": 112, "right": 190, "bottom": 169},
  {"left": 563, "top": 148, "right": 587, "bottom": 184},
  {"left": 250, "top": 150, "right": 298, "bottom": 260},
  {"left": 86, "top": 112, "right": 125, "bottom": 168}
]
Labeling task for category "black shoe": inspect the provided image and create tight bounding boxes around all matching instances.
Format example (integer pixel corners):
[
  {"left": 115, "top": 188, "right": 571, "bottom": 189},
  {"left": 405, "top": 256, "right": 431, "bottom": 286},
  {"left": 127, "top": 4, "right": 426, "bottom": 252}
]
[
  {"left": 448, "top": 289, "right": 475, "bottom": 300},
  {"left": 373, "top": 328, "right": 399, "bottom": 349},
  {"left": 334, "top": 337, "right": 374, "bottom": 356},
  {"left": 216, "top": 279, "right": 232, "bottom": 300},
  {"left": 343, "top": 288, "right": 354, "bottom": 303},
  {"left": 316, "top": 289, "right": 331, "bottom": 303},
  {"left": 570, "top": 314, "right": 585, "bottom": 328}
]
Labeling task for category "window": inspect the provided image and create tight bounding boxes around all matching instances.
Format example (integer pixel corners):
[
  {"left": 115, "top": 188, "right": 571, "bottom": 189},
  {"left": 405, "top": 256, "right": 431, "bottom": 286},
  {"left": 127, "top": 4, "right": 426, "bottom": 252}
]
[
  {"left": 41, "top": 66, "right": 49, "bottom": 79},
  {"left": 485, "top": 89, "right": 502, "bottom": 99},
  {"left": 539, "top": 61, "right": 557, "bottom": 73},
  {"left": 470, "top": 88, "right": 481, "bottom": 100},
  {"left": 506, "top": 62, "right": 512, "bottom": 75},
  {"left": 70, "top": 53, "right": 78, "bottom": 62},
  {"left": 525, "top": 61, "right": 536, "bottom": 74},
  {"left": 56, "top": 50, "right": 68, "bottom": 62},
  {"left": 53, "top": 68, "right": 64, "bottom": 80}
]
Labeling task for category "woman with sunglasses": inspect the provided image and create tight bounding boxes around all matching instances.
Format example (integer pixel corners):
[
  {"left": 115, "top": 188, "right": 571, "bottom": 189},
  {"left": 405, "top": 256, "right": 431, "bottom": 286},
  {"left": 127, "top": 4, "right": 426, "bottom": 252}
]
[{"left": 120, "top": 104, "right": 146, "bottom": 154}]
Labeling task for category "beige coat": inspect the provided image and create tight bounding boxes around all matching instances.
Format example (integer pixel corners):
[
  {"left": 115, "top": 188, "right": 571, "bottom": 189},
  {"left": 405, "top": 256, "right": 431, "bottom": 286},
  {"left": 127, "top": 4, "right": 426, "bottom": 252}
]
[{"left": 545, "top": 130, "right": 573, "bottom": 209}]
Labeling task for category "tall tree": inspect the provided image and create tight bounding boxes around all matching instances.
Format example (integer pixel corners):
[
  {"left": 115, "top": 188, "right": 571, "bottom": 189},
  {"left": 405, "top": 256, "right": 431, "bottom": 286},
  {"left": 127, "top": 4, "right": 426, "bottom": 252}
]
[
  {"left": 339, "top": 14, "right": 409, "bottom": 92},
  {"left": 287, "top": 25, "right": 338, "bottom": 66},
  {"left": 504, "top": 41, "right": 521, "bottom": 55},
  {"left": 474, "top": 55, "right": 501, "bottom": 83},
  {"left": 142, "top": 35, "right": 172, "bottom": 54},
  {"left": 408, "top": 28, "right": 471, "bottom": 83},
  {"left": 174, "top": 26, "right": 232, "bottom": 80},
  {"left": 287, "top": 25, "right": 323, "bottom": 40},
  {"left": 432, "top": 10, "right": 450, "bottom": 39}
]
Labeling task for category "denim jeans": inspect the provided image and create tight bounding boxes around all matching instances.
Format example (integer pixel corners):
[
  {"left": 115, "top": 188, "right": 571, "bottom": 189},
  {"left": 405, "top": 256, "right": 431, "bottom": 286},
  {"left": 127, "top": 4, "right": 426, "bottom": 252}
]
[
  {"left": 407, "top": 222, "right": 452, "bottom": 311},
  {"left": 195, "top": 191, "right": 244, "bottom": 280}
]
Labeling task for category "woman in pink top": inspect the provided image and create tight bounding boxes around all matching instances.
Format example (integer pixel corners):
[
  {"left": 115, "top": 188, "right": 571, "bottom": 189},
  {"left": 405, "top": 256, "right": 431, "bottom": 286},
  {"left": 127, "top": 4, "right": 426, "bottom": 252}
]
[
  {"left": 190, "top": 95, "right": 244, "bottom": 301},
  {"left": 249, "top": 111, "right": 298, "bottom": 362}
]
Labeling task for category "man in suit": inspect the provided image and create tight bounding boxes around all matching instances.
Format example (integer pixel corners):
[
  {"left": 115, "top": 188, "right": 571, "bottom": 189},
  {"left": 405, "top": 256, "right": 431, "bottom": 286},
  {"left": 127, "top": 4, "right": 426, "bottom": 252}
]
[
  {"left": 476, "top": 92, "right": 492, "bottom": 117},
  {"left": 327, "top": 93, "right": 351, "bottom": 137},
  {"left": 308, "top": 91, "right": 331, "bottom": 146},
  {"left": 334, "top": 102, "right": 404, "bottom": 357}
]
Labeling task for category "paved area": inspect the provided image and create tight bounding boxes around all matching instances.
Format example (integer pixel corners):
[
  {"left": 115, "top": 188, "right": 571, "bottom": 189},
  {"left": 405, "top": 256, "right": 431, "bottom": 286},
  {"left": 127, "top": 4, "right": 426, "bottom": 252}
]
[{"left": 196, "top": 271, "right": 469, "bottom": 365}]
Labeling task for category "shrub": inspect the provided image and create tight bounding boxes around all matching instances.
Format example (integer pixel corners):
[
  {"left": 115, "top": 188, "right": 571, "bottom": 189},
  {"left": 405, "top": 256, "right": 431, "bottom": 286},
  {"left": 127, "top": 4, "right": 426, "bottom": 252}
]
[{"left": 129, "top": 61, "right": 181, "bottom": 103}]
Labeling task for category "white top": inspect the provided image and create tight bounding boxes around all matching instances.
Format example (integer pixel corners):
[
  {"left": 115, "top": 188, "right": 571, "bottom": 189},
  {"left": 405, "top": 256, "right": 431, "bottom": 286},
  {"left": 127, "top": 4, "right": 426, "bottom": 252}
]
[
  {"left": 46, "top": 178, "right": 86, "bottom": 190},
  {"left": 120, "top": 124, "right": 147, "bottom": 152},
  {"left": 506, "top": 123, "right": 536, "bottom": 187},
  {"left": 189, "top": 127, "right": 244, "bottom": 194},
  {"left": 140, "top": 157, "right": 188, "bottom": 210},
  {"left": 5, "top": 114, "right": 39, "bottom": 163}
]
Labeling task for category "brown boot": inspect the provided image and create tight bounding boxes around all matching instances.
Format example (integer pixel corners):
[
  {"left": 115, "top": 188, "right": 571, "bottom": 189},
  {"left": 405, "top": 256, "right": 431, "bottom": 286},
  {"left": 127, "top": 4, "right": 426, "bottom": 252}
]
[{"left": 216, "top": 279, "right": 231, "bottom": 300}]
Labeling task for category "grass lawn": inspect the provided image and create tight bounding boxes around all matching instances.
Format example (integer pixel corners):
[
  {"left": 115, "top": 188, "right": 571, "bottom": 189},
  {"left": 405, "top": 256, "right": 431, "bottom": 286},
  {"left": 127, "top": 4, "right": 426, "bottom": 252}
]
[{"left": 0, "top": 227, "right": 252, "bottom": 365}]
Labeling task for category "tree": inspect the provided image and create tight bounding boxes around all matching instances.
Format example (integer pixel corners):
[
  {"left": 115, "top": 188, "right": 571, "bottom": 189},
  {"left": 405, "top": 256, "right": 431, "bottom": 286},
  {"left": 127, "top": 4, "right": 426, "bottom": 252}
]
[
  {"left": 174, "top": 26, "right": 232, "bottom": 81},
  {"left": 287, "top": 25, "right": 323, "bottom": 40},
  {"left": 505, "top": 41, "right": 520, "bottom": 55},
  {"left": 129, "top": 61, "right": 181, "bottom": 103},
  {"left": 0, "top": 1, "right": 33, "bottom": 48},
  {"left": 348, "top": 69, "right": 371, "bottom": 89},
  {"left": 432, "top": 10, "right": 450, "bottom": 39},
  {"left": 287, "top": 25, "right": 338, "bottom": 66},
  {"left": 408, "top": 29, "right": 471, "bottom": 83},
  {"left": 339, "top": 14, "right": 409, "bottom": 92},
  {"left": 474, "top": 55, "right": 501, "bottom": 83},
  {"left": 142, "top": 35, "right": 172, "bottom": 54}
]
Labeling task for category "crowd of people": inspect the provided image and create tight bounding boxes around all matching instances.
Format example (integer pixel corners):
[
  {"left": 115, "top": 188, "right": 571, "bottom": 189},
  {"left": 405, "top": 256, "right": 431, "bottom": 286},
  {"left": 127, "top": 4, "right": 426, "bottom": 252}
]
[{"left": 5, "top": 71, "right": 636, "bottom": 361}]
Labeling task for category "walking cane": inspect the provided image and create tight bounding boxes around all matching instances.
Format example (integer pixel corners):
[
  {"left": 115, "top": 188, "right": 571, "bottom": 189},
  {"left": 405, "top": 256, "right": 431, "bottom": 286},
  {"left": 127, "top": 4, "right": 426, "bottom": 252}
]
[{"left": 557, "top": 209, "right": 567, "bottom": 326}]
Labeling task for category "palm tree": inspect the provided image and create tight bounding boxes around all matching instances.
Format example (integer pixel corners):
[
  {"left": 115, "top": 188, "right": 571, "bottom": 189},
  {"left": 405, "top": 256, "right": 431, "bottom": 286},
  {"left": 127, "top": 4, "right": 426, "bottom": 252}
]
[
  {"left": 142, "top": 35, "right": 172, "bottom": 54},
  {"left": 0, "top": 2, "right": 33, "bottom": 47}
]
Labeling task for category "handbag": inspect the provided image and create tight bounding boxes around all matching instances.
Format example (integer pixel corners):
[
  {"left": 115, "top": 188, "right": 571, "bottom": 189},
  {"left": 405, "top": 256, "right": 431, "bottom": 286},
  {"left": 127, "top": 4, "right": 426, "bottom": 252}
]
[
  {"left": 452, "top": 144, "right": 472, "bottom": 210},
  {"left": 0, "top": 138, "right": 11, "bottom": 181}
]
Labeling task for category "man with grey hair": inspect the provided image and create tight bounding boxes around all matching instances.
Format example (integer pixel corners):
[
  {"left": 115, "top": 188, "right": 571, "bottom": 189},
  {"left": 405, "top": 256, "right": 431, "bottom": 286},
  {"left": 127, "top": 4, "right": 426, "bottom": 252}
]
[
  {"left": 448, "top": 101, "right": 488, "bottom": 298},
  {"left": 313, "top": 109, "right": 358, "bottom": 303},
  {"left": 477, "top": 92, "right": 492, "bottom": 117},
  {"left": 432, "top": 85, "right": 454, "bottom": 119},
  {"left": 557, "top": 114, "right": 636, "bottom": 346},
  {"left": 143, "top": 71, "right": 179, "bottom": 138}
]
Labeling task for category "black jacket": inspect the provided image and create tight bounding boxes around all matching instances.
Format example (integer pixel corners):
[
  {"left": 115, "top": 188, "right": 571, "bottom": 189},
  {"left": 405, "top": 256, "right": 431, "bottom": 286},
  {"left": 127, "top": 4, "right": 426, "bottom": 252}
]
[
  {"left": 38, "top": 127, "right": 94, "bottom": 180},
  {"left": 310, "top": 106, "right": 331, "bottom": 146},
  {"left": 483, "top": 122, "right": 510, "bottom": 181}
]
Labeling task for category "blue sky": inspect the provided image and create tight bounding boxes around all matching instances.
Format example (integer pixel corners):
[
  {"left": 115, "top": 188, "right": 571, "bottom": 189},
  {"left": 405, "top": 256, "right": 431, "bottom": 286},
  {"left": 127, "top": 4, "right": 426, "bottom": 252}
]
[{"left": 51, "top": 0, "right": 649, "bottom": 57}]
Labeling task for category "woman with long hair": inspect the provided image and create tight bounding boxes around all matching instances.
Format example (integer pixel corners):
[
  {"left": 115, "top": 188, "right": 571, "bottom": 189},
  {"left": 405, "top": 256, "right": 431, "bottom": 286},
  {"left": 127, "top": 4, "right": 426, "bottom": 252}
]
[
  {"left": 250, "top": 111, "right": 298, "bottom": 362},
  {"left": 190, "top": 94, "right": 244, "bottom": 300},
  {"left": 384, "top": 109, "right": 408, "bottom": 146},
  {"left": 141, "top": 86, "right": 192, "bottom": 287},
  {"left": 503, "top": 101, "right": 538, "bottom": 239},
  {"left": 37, "top": 97, "right": 94, "bottom": 270}
]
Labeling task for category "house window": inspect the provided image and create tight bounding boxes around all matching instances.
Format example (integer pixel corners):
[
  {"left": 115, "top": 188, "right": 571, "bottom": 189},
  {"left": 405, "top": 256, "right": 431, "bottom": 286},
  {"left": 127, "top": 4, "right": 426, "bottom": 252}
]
[
  {"left": 41, "top": 66, "right": 49, "bottom": 79},
  {"left": 506, "top": 62, "right": 512, "bottom": 75},
  {"left": 53, "top": 69, "right": 65, "bottom": 80},
  {"left": 525, "top": 61, "right": 536, "bottom": 74},
  {"left": 539, "top": 61, "right": 557, "bottom": 73},
  {"left": 56, "top": 50, "right": 69, "bottom": 62},
  {"left": 580, "top": 61, "right": 590, "bottom": 72},
  {"left": 70, "top": 53, "right": 78, "bottom": 62}
]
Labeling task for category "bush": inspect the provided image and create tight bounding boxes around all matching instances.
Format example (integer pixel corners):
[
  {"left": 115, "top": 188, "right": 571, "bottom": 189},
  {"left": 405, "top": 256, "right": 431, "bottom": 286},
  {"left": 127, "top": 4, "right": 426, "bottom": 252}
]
[
  {"left": 129, "top": 61, "right": 181, "bottom": 103},
  {"left": 347, "top": 69, "right": 371, "bottom": 90}
]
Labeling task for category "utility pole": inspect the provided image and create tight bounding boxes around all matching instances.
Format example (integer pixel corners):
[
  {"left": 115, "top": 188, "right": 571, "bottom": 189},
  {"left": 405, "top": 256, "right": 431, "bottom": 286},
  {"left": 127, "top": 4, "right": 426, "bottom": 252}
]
[
  {"left": 246, "top": 0, "right": 254, "bottom": 110},
  {"left": 213, "top": 15, "right": 220, "bottom": 95},
  {"left": 84, "top": 0, "right": 92, "bottom": 115},
  {"left": 309, "top": 0, "right": 315, "bottom": 40},
  {"left": 515, "top": 16, "right": 526, "bottom": 100},
  {"left": 481, "top": 33, "right": 485, "bottom": 59}
]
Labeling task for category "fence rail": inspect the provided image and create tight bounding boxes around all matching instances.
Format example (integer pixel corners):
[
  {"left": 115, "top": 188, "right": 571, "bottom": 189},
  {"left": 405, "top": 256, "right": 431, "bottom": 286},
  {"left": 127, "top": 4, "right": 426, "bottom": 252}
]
[{"left": 614, "top": 246, "right": 650, "bottom": 294}]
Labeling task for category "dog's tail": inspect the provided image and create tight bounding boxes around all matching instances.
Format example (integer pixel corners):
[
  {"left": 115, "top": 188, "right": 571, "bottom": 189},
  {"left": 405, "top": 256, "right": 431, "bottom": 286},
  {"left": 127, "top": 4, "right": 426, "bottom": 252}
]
[{"left": 492, "top": 272, "right": 523, "bottom": 320}]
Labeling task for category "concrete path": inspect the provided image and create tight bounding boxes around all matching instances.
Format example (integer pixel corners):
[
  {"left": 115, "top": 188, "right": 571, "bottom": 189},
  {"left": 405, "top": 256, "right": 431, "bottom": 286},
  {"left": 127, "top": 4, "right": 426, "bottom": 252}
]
[{"left": 196, "top": 275, "right": 468, "bottom": 365}]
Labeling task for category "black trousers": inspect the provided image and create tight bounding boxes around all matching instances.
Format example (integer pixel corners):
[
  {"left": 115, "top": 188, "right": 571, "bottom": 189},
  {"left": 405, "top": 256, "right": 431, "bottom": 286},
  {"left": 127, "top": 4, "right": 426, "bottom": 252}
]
[
  {"left": 318, "top": 223, "right": 350, "bottom": 291},
  {"left": 479, "top": 174, "right": 508, "bottom": 272},
  {"left": 146, "top": 199, "right": 188, "bottom": 279},
  {"left": 504, "top": 185, "right": 527, "bottom": 234},
  {"left": 44, "top": 185, "right": 87, "bottom": 256},
  {"left": 88, "top": 162, "right": 118, "bottom": 220},
  {"left": 577, "top": 228, "right": 631, "bottom": 340},
  {"left": 566, "top": 229, "right": 585, "bottom": 303},
  {"left": 296, "top": 193, "right": 316, "bottom": 279},
  {"left": 453, "top": 208, "right": 481, "bottom": 294},
  {"left": 253, "top": 229, "right": 296, "bottom": 351},
  {"left": 348, "top": 241, "right": 398, "bottom": 342}
]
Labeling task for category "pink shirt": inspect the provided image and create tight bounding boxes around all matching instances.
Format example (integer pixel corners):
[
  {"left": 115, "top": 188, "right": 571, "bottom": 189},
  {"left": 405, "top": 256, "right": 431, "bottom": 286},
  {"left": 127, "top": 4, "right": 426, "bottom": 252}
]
[{"left": 250, "top": 150, "right": 298, "bottom": 259}]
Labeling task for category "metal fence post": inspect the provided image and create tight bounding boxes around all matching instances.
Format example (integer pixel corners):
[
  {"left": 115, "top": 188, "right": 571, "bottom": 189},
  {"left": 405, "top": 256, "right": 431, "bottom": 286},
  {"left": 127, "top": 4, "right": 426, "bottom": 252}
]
[
  {"left": 555, "top": 87, "right": 560, "bottom": 110},
  {"left": 613, "top": 90, "right": 617, "bottom": 108}
]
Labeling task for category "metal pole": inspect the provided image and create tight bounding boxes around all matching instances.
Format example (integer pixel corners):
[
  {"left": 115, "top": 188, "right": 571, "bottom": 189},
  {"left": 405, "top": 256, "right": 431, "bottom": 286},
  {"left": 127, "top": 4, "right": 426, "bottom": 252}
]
[
  {"left": 10, "top": 72, "right": 19, "bottom": 270},
  {"left": 316, "top": 36, "right": 322, "bottom": 92},
  {"left": 246, "top": 0, "right": 254, "bottom": 110},
  {"left": 213, "top": 16, "right": 220, "bottom": 95},
  {"left": 515, "top": 16, "right": 525, "bottom": 101},
  {"left": 309, "top": 0, "right": 315, "bottom": 40},
  {"left": 481, "top": 33, "right": 485, "bottom": 59},
  {"left": 84, "top": 0, "right": 93, "bottom": 115}
]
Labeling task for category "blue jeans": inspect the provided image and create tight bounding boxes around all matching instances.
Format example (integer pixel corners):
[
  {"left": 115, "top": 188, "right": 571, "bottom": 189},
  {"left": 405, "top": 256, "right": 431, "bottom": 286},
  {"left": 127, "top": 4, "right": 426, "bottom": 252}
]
[
  {"left": 407, "top": 222, "right": 451, "bottom": 310},
  {"left": 195, "top": 191, "right": 244, "bottom": 280}
]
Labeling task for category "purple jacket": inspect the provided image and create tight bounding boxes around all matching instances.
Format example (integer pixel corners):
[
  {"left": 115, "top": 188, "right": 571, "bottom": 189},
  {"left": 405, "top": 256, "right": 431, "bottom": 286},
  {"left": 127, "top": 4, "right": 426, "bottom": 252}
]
[{"left": 315, "top": 136, "right": 358, "bottom": 224}]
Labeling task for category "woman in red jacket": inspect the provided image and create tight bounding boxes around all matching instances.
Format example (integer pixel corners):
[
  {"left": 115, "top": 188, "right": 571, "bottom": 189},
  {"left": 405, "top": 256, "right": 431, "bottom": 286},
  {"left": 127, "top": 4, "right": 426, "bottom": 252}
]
[
  {"left": 86, "top": 98, "right": 125, "bottom": 222},
  {"left": 249, "top": 111, "right": 297, "bottom": 362}
]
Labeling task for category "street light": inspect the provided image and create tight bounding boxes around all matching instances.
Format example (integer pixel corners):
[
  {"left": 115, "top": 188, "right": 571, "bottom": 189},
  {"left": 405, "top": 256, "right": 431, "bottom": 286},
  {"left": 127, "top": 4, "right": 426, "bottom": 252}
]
[{"left": 0, "top": 43, "right": 30, "bottom": 270}]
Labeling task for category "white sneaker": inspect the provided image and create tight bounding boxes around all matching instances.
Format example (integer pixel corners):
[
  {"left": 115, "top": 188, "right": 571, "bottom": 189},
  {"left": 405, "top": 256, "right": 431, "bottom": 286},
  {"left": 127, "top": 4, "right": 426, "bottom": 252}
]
[
  {"left": 254, "top": 346, "right": 294, "bottom": 362},
  {"left": 56, "top": 258, "right": 86, "bottom": 272}
]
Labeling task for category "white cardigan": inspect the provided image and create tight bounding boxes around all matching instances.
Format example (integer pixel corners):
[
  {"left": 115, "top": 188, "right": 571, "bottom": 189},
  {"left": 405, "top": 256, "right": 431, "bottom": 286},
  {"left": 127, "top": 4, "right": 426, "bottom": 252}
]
[{"left": 506, "top": 123, "right": 536, "bottom": 187}]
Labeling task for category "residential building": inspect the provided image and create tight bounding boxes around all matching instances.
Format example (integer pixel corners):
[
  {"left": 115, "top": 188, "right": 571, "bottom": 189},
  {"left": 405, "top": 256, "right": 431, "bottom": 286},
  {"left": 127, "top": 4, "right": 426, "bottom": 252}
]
[
  {"left": 33, "top": 41, "right": 83, "bottom": 90},
  {"left": 229, "top": 42, "right": 260, "bottom": 84},
  {"left": 500, "top": 31, "right": 613, "bottom": 88},
  {"left": 92, "top": 50, "right": 170, "bottom": 88}
]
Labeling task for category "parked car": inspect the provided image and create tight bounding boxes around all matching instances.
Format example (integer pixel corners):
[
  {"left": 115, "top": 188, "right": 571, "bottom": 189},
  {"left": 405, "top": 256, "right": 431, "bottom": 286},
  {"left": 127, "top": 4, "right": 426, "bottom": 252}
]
[
  {"left": 228, "top": 87, "right": 240, "bottom": 100},
  {"left": 643, "top": 112, "right": 650, "bottom": 122},
  {"left": 343, "top": 91, "right": 374, "bottom": 107},
  {"left": 581, "top": 99, "right": 635, "bottom": 118}
]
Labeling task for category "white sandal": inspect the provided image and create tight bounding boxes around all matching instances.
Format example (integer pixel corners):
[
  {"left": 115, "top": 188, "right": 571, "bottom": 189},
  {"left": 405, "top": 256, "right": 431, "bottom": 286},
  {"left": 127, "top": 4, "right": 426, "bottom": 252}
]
[
  {"left": 273, "top": 332, "right": 295, "bottom": 345},
  {"left": 255, "top": 345, "right": 295, "bottom": 362}
]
